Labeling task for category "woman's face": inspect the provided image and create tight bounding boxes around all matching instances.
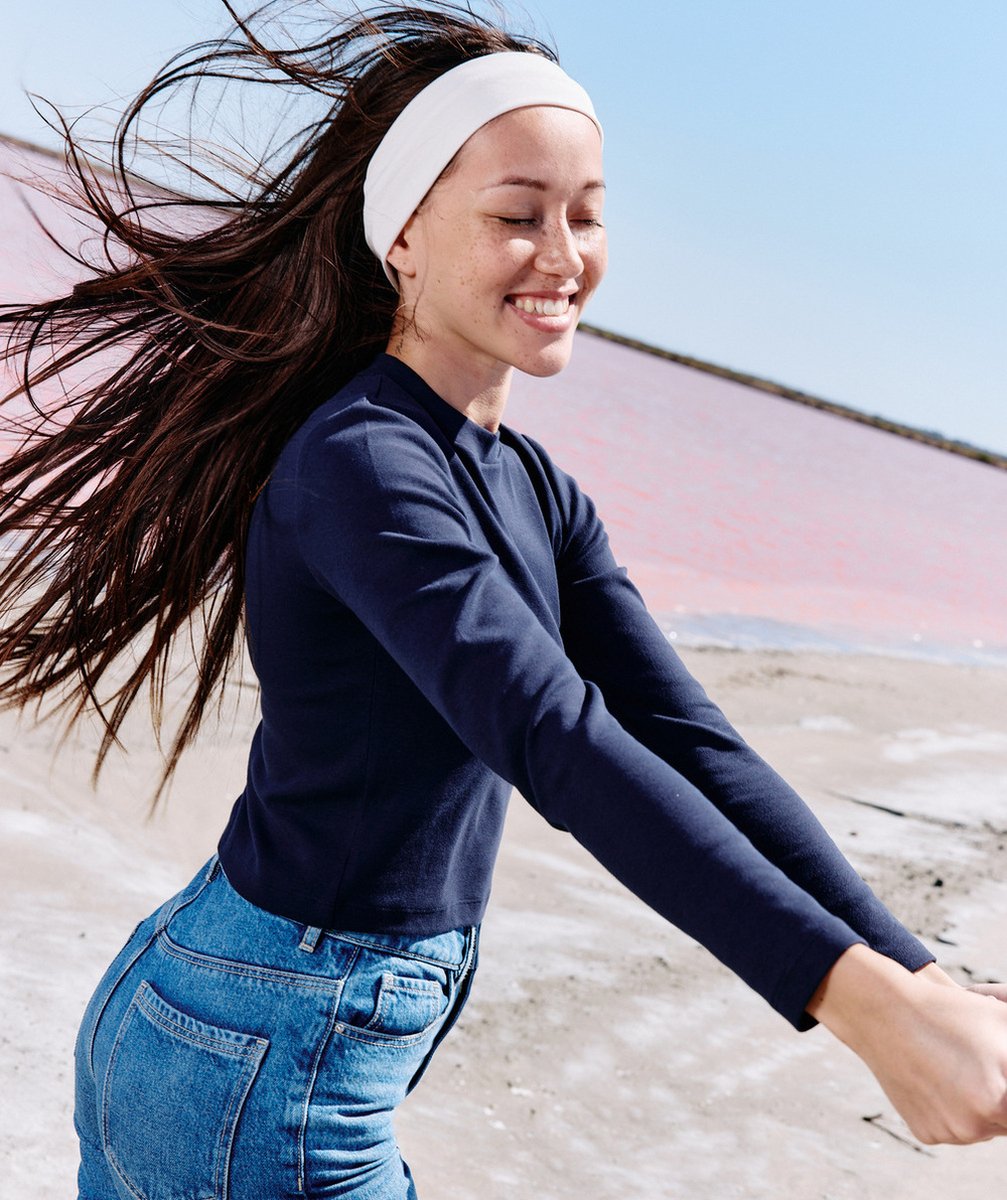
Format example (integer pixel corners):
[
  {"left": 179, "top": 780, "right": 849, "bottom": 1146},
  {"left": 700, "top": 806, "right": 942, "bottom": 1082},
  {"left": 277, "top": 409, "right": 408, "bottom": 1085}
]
[{"left": 387, "top": 104, "right": 607, "bottom": 403}]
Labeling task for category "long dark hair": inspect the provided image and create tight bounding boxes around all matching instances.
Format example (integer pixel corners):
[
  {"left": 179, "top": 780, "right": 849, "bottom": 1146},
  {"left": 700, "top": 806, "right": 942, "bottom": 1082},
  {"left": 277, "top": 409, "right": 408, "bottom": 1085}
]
[{"left": 0, "top": 1, "right": 555, "bottom": 796}]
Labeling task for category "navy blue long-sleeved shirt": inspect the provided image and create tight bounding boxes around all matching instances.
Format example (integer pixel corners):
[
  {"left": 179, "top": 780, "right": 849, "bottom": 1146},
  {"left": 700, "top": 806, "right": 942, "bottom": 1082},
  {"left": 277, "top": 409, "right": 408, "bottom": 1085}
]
[{"left": 218, "top": 353, "right": 932, "bottom": 1028}]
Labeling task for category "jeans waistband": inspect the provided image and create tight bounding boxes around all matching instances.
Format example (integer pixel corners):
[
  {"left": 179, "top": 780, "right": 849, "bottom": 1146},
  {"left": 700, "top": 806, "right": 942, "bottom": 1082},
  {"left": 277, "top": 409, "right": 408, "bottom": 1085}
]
[{"left": 200, "top": 854, "right": 478, "bottom": 972}]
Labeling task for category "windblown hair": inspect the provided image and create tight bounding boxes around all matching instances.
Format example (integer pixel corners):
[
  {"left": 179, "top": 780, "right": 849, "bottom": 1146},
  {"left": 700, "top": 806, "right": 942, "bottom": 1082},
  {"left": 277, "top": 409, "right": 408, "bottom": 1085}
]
[{"left": 0, "top": 1, "right": 554, "bottom": 797}]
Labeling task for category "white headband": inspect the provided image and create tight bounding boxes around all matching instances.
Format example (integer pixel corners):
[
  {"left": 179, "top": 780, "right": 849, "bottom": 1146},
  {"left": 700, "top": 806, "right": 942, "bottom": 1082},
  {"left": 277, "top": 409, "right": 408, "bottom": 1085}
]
[{"left": 363, "top": 51, "right": 602, "bottom": 285}]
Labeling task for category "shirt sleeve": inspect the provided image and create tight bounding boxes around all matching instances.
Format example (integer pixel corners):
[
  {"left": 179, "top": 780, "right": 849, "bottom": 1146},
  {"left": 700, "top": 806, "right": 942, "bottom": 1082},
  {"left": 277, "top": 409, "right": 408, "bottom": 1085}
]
[
  {"left": 549, "top": 458, "right": 933, "bottom": 978},
  {"left": 293, "top": 401, "right": 875, "bottom": 1028}
]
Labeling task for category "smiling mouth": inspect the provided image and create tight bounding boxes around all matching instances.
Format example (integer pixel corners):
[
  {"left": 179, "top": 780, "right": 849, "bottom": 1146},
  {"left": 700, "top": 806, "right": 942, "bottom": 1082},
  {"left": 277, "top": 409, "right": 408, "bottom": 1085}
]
[{"left": 507, "top": 294, "right": 575, "bottom": 317}]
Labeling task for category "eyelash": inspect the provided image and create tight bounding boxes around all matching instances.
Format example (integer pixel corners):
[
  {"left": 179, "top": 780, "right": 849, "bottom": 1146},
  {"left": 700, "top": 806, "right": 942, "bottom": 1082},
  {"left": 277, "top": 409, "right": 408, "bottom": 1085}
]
[{"left": 496, "top": 217, "right": 603, "bottom": 229}]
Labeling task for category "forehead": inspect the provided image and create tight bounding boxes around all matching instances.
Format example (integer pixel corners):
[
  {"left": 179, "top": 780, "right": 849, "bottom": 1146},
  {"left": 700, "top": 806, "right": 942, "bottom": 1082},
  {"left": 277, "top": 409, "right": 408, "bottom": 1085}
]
[{"left": 452, "top": 105, "right": 604, "bottom": 180}]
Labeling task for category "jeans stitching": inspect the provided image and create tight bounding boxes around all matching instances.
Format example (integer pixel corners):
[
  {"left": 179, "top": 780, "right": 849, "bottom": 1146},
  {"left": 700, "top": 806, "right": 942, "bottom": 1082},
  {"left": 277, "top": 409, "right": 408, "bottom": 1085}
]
[
  {"left": 154, "top": 861, "right": 215, "bottom": 935},
  {"left": 213, "top": 1031, "right": 266, "bottom": 1200},
  {"left": 158, "top": 933, "right": 346, "bottom": 992},
  {"left": 330, "top": 1018, "right": 443, "bottom": 1049},
  {"left": 296, "top": 953, "right": 354, "bottom": 1195},
  {"left": 407, "top": 925, "right": 479, "bottom": 1094},
  {"left": 319, "top": 930, "right": 467, "bottom": 969},
  {"left": 363, "top": 972, "right": 444, "bottom": 1034},
  {"left": 101, "top": 1003, "right": 147, "bottom": 1200},
  {"left": 85, "top": 928, "right": 155, "bottom": 1079},
  {"left": 135, "top": 983, "right": 269, "bottom": 1056}
]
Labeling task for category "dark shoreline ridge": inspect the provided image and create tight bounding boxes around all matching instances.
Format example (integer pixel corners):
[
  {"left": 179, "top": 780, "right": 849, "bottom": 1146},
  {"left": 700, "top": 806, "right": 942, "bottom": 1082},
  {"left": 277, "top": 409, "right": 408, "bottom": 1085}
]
[{"left": 579, "top": 324, "right": 1007, "bottom": 472}]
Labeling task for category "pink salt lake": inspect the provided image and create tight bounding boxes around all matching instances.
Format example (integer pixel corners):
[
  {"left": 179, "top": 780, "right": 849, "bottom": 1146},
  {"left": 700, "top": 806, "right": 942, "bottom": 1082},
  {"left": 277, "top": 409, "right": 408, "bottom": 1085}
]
[{"left": 508, "top": 332, "right": 1007, "bottom": 663}]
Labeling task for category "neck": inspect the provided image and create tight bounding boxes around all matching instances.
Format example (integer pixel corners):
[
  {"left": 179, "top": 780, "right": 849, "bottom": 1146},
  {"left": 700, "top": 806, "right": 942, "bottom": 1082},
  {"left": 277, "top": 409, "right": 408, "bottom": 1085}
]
[{"left": 385, "top": 335, "right": 512, "bottom": 434}]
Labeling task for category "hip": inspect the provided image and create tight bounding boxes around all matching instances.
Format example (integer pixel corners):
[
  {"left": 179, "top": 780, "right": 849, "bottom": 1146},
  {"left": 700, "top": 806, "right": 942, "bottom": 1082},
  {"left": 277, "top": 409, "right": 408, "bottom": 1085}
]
[{"left": 74, "top": 856, "right": 479, "bottom": 1198}]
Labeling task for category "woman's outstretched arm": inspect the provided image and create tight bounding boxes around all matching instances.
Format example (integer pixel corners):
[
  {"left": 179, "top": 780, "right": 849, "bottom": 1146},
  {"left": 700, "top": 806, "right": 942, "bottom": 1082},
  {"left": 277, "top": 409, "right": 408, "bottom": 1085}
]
[
  {"left": 807, "top": 944, "right": 1007, "bottom": 1144},
  {"left": 533, "top": 443, "right": 930, "bottom": 978},
  {"left": 519, "top": 434, "right": 1007, "bottom": 1145}
]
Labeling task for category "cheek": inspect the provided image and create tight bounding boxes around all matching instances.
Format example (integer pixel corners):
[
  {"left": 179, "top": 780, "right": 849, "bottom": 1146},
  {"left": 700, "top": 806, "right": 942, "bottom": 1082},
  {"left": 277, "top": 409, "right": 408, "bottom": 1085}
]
[
  {"left": 440, "top": 234, "right": 492, "bottom": 289},
  {"left": 457, "top": 246, "right": 513, "bottom": 305},
  {"left": 585, "top": 235, "right": 608, "bottom": 285}
]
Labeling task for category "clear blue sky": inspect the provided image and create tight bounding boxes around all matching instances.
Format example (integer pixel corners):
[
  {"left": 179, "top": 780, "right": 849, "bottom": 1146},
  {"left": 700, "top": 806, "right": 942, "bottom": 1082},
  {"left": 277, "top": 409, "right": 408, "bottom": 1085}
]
[{"left": 2, "top": 1, "right": 1004, "bottom": 452}]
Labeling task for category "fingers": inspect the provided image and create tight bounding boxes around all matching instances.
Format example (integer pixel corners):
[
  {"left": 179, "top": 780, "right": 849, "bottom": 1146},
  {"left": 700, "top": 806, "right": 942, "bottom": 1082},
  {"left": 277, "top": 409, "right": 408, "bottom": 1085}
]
[
  {"left": 968, "top": 982, "right": 1007, "bottom": 1003},
  {"left": 813, "top": 948, "right": 1007, "bottom": 1146}
]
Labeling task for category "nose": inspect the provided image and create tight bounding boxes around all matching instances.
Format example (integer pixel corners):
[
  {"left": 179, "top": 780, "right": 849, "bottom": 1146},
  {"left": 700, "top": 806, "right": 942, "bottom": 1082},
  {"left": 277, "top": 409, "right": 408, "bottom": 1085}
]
[{"left": 534, "top": 217, "right": 585, "bottom": 279}]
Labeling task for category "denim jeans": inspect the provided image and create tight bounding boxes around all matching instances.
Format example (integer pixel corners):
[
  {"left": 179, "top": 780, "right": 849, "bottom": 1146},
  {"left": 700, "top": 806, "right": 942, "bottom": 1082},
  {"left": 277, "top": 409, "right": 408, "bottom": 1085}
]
[{"left": 74, "top": 856, "right": 479, "bottom": 1199}]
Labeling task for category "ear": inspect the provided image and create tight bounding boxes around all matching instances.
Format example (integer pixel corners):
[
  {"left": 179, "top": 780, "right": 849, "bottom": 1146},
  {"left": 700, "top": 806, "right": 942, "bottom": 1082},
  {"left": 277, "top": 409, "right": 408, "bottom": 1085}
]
[{"left": 385, "top": 210, "right": 421, "bottom": 280}]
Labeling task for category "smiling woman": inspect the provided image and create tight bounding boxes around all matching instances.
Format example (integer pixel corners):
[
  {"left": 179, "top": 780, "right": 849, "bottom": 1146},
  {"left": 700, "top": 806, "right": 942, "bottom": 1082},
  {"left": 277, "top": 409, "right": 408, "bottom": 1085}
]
[
  {"left": 387, "top": 104, "right": 607, "bottom": 422},
  {"left": 0, "top": 2, "right": 1005, "bottom": 1197}
]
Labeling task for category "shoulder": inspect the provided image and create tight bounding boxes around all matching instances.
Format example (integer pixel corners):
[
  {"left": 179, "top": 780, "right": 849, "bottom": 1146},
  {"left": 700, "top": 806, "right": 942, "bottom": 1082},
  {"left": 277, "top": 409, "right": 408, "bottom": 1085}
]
[
  {"left": 500, "top": 425, "right": 605, "bottom": 567},
  {"left": 277, "top": 367, "right": 454, "bottom": 502},
  {"left": 501, "top": 426, "right": 580, "bottom": 504}
]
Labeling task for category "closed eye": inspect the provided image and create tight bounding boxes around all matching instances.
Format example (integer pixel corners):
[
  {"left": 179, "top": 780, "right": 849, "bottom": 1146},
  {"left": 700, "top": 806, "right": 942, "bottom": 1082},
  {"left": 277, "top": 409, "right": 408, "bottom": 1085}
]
[{"left": 496, "top": 216, "right": 604, "bottom": 228}]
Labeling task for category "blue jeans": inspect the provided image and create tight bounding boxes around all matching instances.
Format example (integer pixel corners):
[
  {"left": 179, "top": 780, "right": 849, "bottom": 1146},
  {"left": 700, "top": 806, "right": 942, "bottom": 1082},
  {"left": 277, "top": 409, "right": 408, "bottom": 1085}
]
[{"left": 74, "top": 857, "right": 479, "bottom": 1199}]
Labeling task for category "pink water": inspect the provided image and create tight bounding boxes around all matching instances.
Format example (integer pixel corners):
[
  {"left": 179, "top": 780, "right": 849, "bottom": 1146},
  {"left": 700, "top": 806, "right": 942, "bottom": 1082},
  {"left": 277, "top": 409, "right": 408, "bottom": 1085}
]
[
  {"left": 3, "top": 139, "right": 1005, "bottom": 661},
  {"left": 508, "top": 334, "right": 1007, "bottom": 662}
]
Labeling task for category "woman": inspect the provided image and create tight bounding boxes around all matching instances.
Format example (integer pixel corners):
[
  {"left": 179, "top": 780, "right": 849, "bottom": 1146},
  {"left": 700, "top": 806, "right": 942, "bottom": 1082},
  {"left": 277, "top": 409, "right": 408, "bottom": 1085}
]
[{"left": 1, "top": 4, "right": 1005, "bottom": 1197}]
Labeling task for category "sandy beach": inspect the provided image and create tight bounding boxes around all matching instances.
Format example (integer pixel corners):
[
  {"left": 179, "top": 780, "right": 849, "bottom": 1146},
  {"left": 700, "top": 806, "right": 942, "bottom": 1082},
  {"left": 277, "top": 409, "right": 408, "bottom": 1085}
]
[{"left": 2, "top": 644, "right": 1005, "bottom": 1199}]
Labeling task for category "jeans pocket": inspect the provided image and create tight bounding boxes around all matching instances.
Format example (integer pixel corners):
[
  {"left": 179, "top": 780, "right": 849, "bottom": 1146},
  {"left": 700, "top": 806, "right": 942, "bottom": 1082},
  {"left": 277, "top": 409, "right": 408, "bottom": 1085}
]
[
  {"left": 336, "top": 950, "right": 453, "bottom": 1044},
  {"left": 102, "top": 981, "right": 268, "bottom": 1200},
  {"left": 363, "top": 971, "right": 446, "bottom": 1036}
]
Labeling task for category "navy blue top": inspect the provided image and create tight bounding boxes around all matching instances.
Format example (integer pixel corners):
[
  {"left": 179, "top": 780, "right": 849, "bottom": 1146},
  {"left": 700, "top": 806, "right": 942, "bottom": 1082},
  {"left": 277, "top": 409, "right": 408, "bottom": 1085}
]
[{"left": 218, "top": 353, "right": 932, "bottom": 1028}]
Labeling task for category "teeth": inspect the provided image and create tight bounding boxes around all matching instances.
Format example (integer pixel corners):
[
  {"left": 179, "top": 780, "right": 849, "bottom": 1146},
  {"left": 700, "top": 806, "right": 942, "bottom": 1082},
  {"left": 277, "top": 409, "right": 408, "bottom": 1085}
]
[{"left": 513, "top": 296, "right": 571, "bottom": 316}]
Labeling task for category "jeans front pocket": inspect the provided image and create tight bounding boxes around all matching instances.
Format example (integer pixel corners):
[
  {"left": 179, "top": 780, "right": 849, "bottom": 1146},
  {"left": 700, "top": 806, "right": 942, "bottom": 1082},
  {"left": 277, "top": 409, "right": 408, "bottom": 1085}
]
[
  {"left": 363, "top": 971, "right": 446, "bottom": 1037},
  {"left": 102, "top": 981, "right": 268, "bottom": 1200},
  {"left": 335, "top": 946, "right": 455, "bottom": 1046}
]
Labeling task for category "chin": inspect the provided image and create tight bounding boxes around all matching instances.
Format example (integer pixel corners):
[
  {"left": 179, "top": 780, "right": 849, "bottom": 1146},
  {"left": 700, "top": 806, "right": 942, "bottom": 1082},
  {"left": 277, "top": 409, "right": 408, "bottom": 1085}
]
[{"left": 512, "top": 339, "right": 577, "bottom": 379}]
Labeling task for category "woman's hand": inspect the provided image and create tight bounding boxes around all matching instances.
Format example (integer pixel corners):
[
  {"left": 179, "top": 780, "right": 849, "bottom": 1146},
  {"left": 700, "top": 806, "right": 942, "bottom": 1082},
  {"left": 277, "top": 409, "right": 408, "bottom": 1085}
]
[
  {"left": 913, "top": 961, "right": 1007, "bottom": 1003},
  {"left": 807, "top": 944, "right": 1007, "bottom": 1144},
  {"left": 912, "top": 962, "right": 1007, "bottom": 1003},
  {"left": 969, "top": 982, "right": 1007, "bottom": 1003}
]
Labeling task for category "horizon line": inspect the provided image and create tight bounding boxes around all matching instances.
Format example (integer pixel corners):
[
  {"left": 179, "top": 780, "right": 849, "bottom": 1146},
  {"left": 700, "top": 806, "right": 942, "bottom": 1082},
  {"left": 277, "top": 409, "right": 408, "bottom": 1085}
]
[{"left": 578, "top": 323, "right": 1006, "bottom": 473}]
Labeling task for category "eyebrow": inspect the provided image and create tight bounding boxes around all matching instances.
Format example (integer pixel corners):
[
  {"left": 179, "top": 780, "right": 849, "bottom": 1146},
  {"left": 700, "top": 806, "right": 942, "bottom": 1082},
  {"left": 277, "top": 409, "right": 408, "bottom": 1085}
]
[{"left": 482, "top": 176, "right": 606, "bottom": 192}]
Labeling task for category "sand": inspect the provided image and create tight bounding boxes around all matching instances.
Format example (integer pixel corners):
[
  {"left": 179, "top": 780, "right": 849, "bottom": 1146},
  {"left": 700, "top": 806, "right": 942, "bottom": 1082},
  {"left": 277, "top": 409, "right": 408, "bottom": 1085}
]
[{"left": 1, "top": 645, "right": 1006, "bottom": 1198}]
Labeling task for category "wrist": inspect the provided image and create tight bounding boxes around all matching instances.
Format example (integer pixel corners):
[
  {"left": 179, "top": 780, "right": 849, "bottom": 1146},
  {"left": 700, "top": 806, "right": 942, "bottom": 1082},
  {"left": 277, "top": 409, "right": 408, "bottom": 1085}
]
[
  {"left": 805, "top": 943, "right": 919, "bottom": 1047},
  {"left": 915, "top": 960, "right": 959, "bottom": 988}
]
